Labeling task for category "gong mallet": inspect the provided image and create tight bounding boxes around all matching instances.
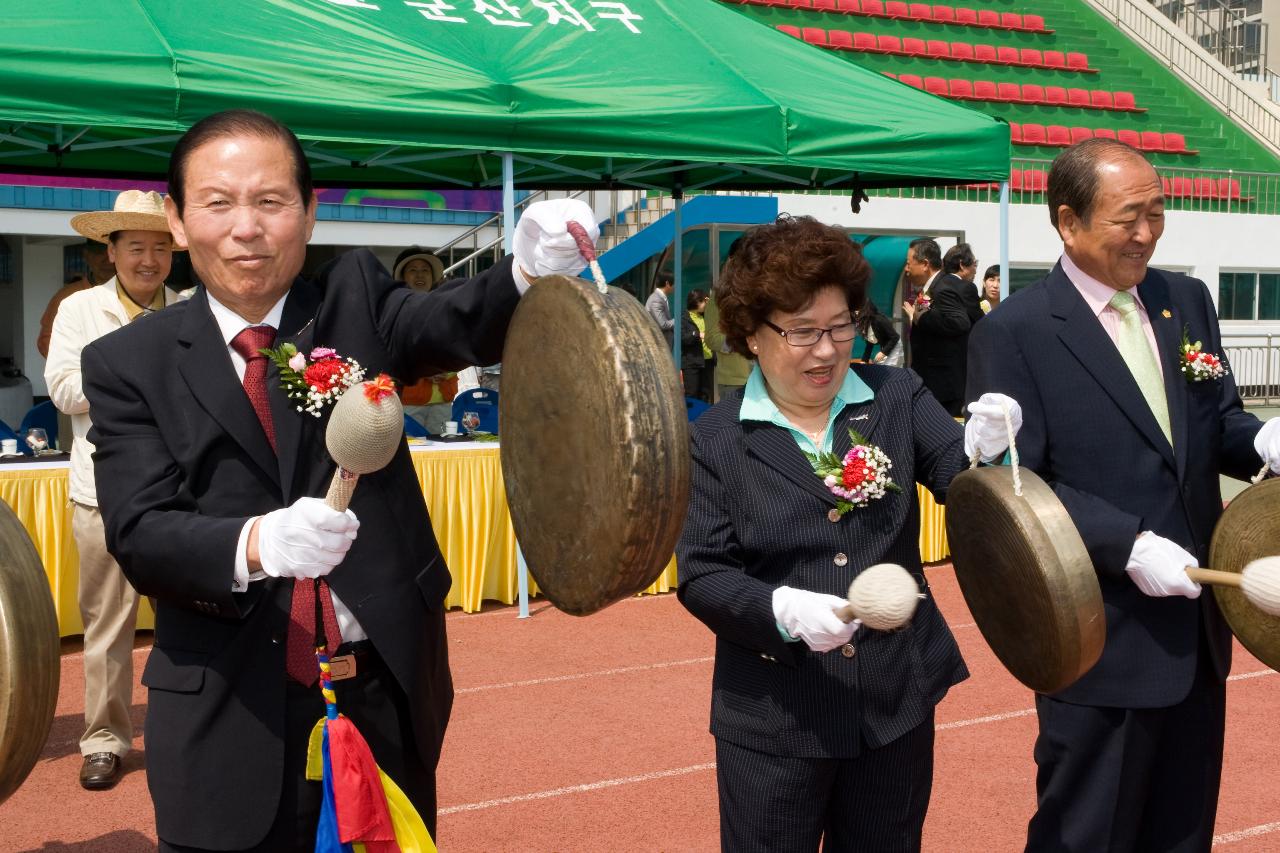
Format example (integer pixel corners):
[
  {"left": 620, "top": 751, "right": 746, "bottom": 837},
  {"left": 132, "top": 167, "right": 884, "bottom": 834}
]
[
  {"left": 1187, "top": 556, "right": 1280, "bottom": 616},
  {"left": 324, "top": 374, "right": 404, "bottom": 511},
  {"left": 835, "top": 563, "right": 923, "bottom": 630}
]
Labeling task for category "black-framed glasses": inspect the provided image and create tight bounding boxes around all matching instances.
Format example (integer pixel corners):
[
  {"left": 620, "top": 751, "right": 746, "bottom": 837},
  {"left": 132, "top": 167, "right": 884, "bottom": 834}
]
[{"left": 762, "top": 319, "right": 857, "bottom": 347}]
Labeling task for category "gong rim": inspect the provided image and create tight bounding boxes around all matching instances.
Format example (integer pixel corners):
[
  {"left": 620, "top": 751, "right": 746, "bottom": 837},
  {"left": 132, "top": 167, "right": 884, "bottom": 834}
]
[
  {"left": 1210, "top": 478, "right": 1280, "bottom": 671},
  {"left": 0, "top": 498, "right": 61, "bottom": 804},
  {"left": 499, "top": 275, "right": 690, "bottom": 616},
  {"left": 946, "top": 466, "right": 1105, "bottom": 694}
]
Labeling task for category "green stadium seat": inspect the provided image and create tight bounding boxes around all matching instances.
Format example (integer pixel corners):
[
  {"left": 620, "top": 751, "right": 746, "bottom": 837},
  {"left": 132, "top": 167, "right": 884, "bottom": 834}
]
[
  {"left": 949, "top": 78, "right": 974, "bottom": 98},
  {"left": 951, "top": 41, "right": 974, "bottom": 61},
  {"left": 955, "top": 6, "right": 977, "bottom": 25},
  {"left": 1021, "top": 83, "right": 1046, "bottom": 104},
  {"left": 909, "top": 3, "right": 933, "bottom": 20},
  {"left": 928, "top": 40, "right": 951, "bottom": 58},
  {"left": 1022, "top": 123, "right": 1048, "bottom": 144},
  {"left": 1043, "top": 51, "right": 1066, "bottom": 70},
  {"left": 1044, "top": 86, "right": 1068, "bottom": 105},
  {"left": 903, "top": 37, "right": 928, "bottom": 55},
  {"left": 925, "top": 76, "right": 949, "bottom": 95},
  {"left": 1047, "top": 125, "right": 1071, "bottom": 146}
]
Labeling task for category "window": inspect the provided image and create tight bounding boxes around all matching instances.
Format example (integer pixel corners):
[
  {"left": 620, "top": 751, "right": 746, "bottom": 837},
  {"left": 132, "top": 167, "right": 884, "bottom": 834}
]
[
  {"left": 1219, "top": 271, "right": 1280, "bottom": 320},
  {"left": 1009, "top": 267, "right": 1050, "bottom": 295}
]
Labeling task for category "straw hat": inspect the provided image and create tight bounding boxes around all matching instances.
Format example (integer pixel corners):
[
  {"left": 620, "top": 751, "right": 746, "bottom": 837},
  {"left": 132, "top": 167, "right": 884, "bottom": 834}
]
[
  {"left": 70, "top": 190, "right": 171, "bottom": 244},
  {"left": 393, "top": 247, "right": 445, "bottom": 292}
]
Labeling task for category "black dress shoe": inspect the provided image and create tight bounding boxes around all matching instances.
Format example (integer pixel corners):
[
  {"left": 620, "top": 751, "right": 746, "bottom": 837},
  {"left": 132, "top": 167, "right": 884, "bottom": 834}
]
[{"left": 79, "top": 752, "right": 122, "bottom": 790}]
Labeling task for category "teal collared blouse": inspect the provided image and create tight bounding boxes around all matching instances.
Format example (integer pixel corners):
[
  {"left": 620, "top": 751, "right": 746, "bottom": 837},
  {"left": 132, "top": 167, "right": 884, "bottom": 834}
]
[{"left": 738, "top": 363, "right": 874, "bottom": 454}]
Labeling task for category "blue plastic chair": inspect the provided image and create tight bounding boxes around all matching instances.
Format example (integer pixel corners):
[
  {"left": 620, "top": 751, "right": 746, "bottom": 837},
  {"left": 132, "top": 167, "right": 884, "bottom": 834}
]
[
  {"left": 19, "top": 400, "right": 58, "bottom": 450},
  {"left": 402, "top": 413, "right": 430, "bottom": 439},
  {"left": 0, "top": 417, "right": 23, "bottom": 455},
  {"left": 685, "top": 397, "right": 710, "bottom": 422},
  {"left": 451, "top": 388, "right": 499, "bottom": 434}
]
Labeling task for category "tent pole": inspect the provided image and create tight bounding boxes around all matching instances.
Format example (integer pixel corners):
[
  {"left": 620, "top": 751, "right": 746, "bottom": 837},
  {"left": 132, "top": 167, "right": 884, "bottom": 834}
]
[
  {"left": 502, "top": 152, "right": 516, "bottom": 255},
  {"left": 998, "top": 180, "right": 1010, "bottom": 301},
  {"left": 672, "top": 186, "right": 684, "bottom": 376}
]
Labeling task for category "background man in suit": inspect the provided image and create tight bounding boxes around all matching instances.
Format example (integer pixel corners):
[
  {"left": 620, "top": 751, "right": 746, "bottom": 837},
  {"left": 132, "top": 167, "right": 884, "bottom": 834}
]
[
  {"left": 942, "top": 242, "right": 985, "bottom": 326},
  {"left": 82, "top": 109, "right": 595, "bottom": 852},
  {"left": 902, "top": 237, "right": 975, "bottom": 416},
  {"left": 967, "top": 138, "right": 1280, "bottom": 851},
  {"left": 645, "top": 276, "right": 675, "bottom": 350}
]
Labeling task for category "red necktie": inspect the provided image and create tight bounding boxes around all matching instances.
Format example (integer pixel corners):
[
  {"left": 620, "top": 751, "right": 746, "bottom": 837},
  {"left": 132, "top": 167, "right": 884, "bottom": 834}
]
[{"left": 230, "top": 326, "right": 342, "bottom": 685}]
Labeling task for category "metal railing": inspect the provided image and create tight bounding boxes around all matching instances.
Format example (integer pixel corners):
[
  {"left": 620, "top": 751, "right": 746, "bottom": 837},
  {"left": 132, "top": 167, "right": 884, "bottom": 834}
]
[
  {"left": 1224, "top": 332, "right": 1280, "bottom": 403},
  {"left": 1086, "top": 0, "right": 1280, "bottom": 154},
  {"left": 1150, "top": 0, "right": 1269, "bottom": 77}
]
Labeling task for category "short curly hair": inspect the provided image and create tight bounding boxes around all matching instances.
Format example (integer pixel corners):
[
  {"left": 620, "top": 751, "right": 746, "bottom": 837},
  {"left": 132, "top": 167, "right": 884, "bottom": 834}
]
[{"left": 714, "top": 216, "right": 871, "bottom": 359}]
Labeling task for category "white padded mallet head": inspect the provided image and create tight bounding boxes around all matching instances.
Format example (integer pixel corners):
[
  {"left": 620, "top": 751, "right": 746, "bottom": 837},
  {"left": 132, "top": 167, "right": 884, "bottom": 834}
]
[
  {"left": 1240, "top": 556, "right": 1280, "bottom": 617},
  {"left": 847, "top": 563, "right": 921, "bottom": 631}
]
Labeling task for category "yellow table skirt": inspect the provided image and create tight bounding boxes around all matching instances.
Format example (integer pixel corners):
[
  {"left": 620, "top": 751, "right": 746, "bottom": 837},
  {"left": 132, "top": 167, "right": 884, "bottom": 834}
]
[{"left": 1, "top": 449, "right": 943, "bottom": 636}]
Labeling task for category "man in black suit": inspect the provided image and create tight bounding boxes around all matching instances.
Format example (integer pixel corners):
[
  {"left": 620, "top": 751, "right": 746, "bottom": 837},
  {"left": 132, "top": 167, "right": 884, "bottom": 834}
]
[
  {"left": 967, "top": 138, "right": 1280, "bottom": 851},
  {"left": 82, "top": 109, "right": 596, "bottom": 852},
  {"left": 903, "top": 237, "right": 976, "bottom": 416}
]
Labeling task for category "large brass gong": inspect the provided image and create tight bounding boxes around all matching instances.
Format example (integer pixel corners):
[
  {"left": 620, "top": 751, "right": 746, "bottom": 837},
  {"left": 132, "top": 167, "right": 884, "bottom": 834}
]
[
  {"left": 500, "top": 275, "right": 690, "bottom": 616},
  {"left": 946, "top": 466, "right": 1105, "bottom": 695},
  {"left": 1209, "top": 478, "right": 1280, "bottom": 670},
  {"left": 0, "top": 498, "right": 60, "bottom": 803}
]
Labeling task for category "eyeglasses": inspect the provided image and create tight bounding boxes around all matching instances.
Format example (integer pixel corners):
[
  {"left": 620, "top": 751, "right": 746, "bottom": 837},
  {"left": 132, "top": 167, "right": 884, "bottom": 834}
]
[{"left": 762, "top": 319, "right": 857, "bottom": 347}]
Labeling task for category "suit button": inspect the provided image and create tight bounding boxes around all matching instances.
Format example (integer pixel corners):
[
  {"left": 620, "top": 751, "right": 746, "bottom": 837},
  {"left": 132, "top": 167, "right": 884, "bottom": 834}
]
[
  {"left": 828, "top": 508, "right": 841, "bottom": 523},
  {"left": 841, "top": 643, "right": 856, "bottom": 658},
  {"left": 834, "top": 552, "right": 848, "bottom": 567},
  {"left": 271, "top": 633, "right": 283, "bottom": 645}
]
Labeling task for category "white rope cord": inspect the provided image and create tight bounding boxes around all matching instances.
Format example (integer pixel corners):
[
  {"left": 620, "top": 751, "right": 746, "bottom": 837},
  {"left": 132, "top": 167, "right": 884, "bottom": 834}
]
[
  {"left": 587, "top": 257, "right": 609, "bottom": 295},
  {"left": 968, "top": 399, "right": 1023, "bottom": 497},
  {"left": 566, "top": 220, "right": 609, "bottom": 294},
  {"left": 1251, "top": 461, "right": 1270, "bottom": 485}
]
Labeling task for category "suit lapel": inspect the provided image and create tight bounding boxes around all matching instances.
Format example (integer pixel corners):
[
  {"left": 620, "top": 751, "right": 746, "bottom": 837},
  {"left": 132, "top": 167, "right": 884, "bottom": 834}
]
[
  {"left": 742, "top": 421, "right": 837, "bottom": 507},
  {"left": 177, "top": 289, "right": 280, "bottom": 486},
  {"left": 270, "top": 279, "right": 322, "bottom": 503},
  {"left": 1049, "top": 267, "right": 1175, "bottom": 469},
  {"left": 1138, "top": 275, "right": 1189, "bottom": 479}
]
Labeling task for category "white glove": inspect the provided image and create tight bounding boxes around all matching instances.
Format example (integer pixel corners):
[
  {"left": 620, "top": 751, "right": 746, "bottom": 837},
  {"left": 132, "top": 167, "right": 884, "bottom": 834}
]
[
  {"left": 512, "top": 198, "right": 600, "bottom": 279},
  {"left": 1125, "top": 532, "right": 1201, "bottom": 599},
  {"left": 964, "top": 392, "right": 1023, "bottom": 462},
  {"left": 1254, "top": 418, "right": 1280, "bottom": 475},
  {"left": 772, "top": 586, "right": 858, "bottom": 653},
  {"left": 256, "top": 497, "right": 360, "bottom": 580}
]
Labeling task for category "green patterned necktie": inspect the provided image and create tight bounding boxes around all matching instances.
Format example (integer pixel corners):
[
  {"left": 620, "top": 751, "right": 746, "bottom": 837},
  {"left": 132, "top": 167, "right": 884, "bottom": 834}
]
[{"left": 1109, "top": 290, "right": 1172, "bottom": 446}]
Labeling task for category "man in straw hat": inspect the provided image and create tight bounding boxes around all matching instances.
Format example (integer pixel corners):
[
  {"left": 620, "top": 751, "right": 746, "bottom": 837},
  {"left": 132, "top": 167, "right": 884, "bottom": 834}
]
[
  {"left": 45, "top": 189, "right": 183, "bottom": 790},
  {"left": 79, "top": 109, "right": 596, "bottom": 851}
]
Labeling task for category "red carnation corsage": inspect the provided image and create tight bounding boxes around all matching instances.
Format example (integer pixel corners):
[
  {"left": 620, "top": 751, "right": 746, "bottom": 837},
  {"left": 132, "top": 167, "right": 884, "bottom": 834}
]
[
  {"left": 1179, "top": 326, "right": 1228, "bottom": 382},
  {"left": 805, "top": 429, "right": 903, "bottom": 517},
  {"left": 262, "top": 343, "right": 366, "bottom": 417}
]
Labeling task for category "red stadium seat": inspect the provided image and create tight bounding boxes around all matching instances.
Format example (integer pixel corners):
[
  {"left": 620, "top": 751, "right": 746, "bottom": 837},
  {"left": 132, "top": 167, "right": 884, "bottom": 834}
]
[
  {"left": 1067, "top": 52, "right": 1090, "bottom": 71},
  {"left": 1113, "top": 91, "right": 1139, "bottom": 111},
  {"left": 853, "top": 31, "right": 879, "bottom": 51},
  {"left": 1193, "top": 178, "right": 1218, "bottom": 198},
  {"left": 955, "top": 6, "right": 977, "bottom": 25},
  {"left": 1020, "top": 48, "right": 1043, "bottom": 67},
  {"left": 974, "top": 43, "right": 998, "bottom": 63},
  {"left": 1043, "top": 50, "right": 1066, "bottom": 70},
  {"left": 1047, "top": 125, "right": 1071, "bottom": 146},
  {"left": 977, "top": 9, "right": 1000, "bottom": 27},
  {"left": 1001, "top": 12, "right": 1023, "bottom": 29},
  {"left": 829, "top": 29, "right": 855, "bottom": 49},
  {"left": 1044, "top": 86, "right": 1068, "bottom": 106},
  {"left": 837, "top": 0, "right": 863, "bottom": 11},
  {"left": 925, "top": 76, "right": 949, "bottom": 96},
  {"left": 1117, "top": 129, "right": 1141, "bottom": 148},
  {"left": 792, "top": 0, "right": 814, "bottom": 6},
  {"left": 1093, "top": 128, "right": 1117, "bottom": 140},
  {"left": 776, "top": 24, "right": 802, "bottom": 37},
  {"left": 1090, "top": 90, "right": 1114, "bottom": 110},
  {"left": 973, "top": 80, "right": 998, "bottom": 100},
  {"left": 928, "top": 40, "right": 951, "bottom": 58},
  {"left": 861, "top": 0, "right": 884, "bottom": 14},
  {"left": 950, "top": 41, "right": 974, "bottom": 61},
  {"left": 1163, "top": 132, "right": 1198, "bottom": 154},
  {"left": 949, "top": 78, "right": 974, "bottom": 98},
  {"left": 1009, "top": 122, "right": 1023, "bottom": 143},
  {"left": 802, "top": 27, "right": 829, "bottom": 46},
  {"left": 1168, "top": 177, "right": 1194, "bottom": 197},
  {"left": 933, "top": 5, "right": 955, "bottom": 22},
  {"left": 1024, "top": 170, "right": 1048, "bottom": 192},
  {"left": 996, "top": 46, "right": 1020, "bottom": 65},
  {"left": 1010, "top": 169, "right": 1024, "bottom": 191},
  {"left": 1021, "top": 123, "right": 1048, "bottom": 145},
  {"left": 997, "top": 82, "right": 1021, "bottom": 102},
  {"left": 1067, "top": 88, "right": 1091, "bottom": 107},
  {"left": 1218, "top": 178, "right": 1244, "bottom": 200},
  {"left": 1021, "top": 83, "right": 1046, "bottom": 104},
  {"left": 909, "top": 3, "right": 933, "bottom": 19},
  {"left": 1140, "top": 130, "right": 1164, "bottom": 152},
  {"left": 886, "top": 0, "right": 909, "bottom": 17},
  {"left": 814, "top": 0, "right": 838, "bottom": 9},
  {"left": 1070, "top": 126, "right": 1093, "bottom": 144},
  {"left": 898, "top": 73, "right": 925, "bottom": 89},
  {"left": 1023, "top": 14, "right": 1047, "bottom": 32},
  {"left": 903, "top": 37, "right": 928, "bottom": 55},
  {"left": 883, "top": 71, "right": 897, "bottom": 78},
  {"left": 877, "top": 34, "right": 902, "bottom": 52}
]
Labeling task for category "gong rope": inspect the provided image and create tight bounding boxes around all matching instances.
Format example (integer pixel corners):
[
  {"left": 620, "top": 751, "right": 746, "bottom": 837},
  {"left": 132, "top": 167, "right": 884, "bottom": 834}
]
[
  {"left": 968, "top": 399, "right": 1023, "bottom": 497},
  {"left": 566, "top": 221, "right": 609, "bottom": 294}
]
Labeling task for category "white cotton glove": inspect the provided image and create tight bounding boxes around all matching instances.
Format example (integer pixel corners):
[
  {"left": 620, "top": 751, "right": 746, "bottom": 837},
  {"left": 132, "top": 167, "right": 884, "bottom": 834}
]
[
  {"left": 1125, "top": 532, "right": 1201, "bottom": 599},
  {"left": 964, "top": 392, "right": 1023, "bottom": 462},
  {"left": 1253, "top": 418, "right": 1280, "bottom": 475},
  {"left": 256, "top": 497, "right": 360, "bottom": 580},
  {"left": 772, "top": 586, "right": 858, "bottom": 653},
  {"left": 512, "top": 197, "right": 600, "bottom": 279}
]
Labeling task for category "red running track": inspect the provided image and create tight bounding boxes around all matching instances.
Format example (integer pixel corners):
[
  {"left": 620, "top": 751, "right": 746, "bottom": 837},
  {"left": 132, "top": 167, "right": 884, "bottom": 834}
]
[{"left": 4, "top": 564, "right": 1279, "bottom": 851}]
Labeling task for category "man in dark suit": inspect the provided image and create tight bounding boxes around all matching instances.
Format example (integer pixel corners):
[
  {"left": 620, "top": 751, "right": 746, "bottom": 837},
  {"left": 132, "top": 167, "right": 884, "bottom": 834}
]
[
  {"left": 967, "top": 138, "right": 1280, "bottom": 851},
  {"left": 903, "top": 237, "right": 975, "bottom": 416},
  {"left": 82, "top": 109, "right": 596, "bottom": 852}
]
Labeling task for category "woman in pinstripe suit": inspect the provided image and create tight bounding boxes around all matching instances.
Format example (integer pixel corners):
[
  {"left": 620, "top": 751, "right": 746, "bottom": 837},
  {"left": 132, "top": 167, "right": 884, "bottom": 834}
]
[{"left": 677, "top": 217, "right": 1017, "bottom": 853}]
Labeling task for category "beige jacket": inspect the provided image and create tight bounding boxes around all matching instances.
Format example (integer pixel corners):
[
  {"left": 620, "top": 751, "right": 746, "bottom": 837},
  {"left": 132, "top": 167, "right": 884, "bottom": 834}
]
[{"left": 44, "top": 279, "right": 184, "bottom": 505}]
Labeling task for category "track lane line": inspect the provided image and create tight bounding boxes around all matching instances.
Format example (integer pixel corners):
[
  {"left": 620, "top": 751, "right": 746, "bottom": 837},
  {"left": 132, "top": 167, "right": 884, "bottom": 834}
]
[
  {"left": 1214, "top": 820, "right": 1280, "bottom": 844},
  {"left": 455, "top": 656, "right": 714, "bottom": 694},
  {"left": 439, "top": 763, "right": 718, "bottom": 815}
]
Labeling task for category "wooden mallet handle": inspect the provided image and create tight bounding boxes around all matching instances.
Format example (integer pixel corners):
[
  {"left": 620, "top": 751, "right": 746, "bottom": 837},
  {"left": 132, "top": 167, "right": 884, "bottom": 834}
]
[{"left": 1186, "top": 567, "right": 1242, "bottom": 588}]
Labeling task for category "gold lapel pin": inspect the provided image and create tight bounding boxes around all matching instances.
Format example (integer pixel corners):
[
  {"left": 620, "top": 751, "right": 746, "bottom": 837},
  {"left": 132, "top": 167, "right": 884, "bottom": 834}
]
[{"left": 1161, "top": 309, "right": 1172, "bottom": 319}]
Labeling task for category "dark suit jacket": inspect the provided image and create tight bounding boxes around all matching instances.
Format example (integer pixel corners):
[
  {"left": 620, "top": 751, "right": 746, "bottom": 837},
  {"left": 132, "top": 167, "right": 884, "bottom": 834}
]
[
  {"left": 910, "top": 272, "right": 978, "bottom": 410},
  {"left": 677, "top": 366, "right": 969, "bottom": 758},
  {"left": 966, "top": 263, "right": 1262, "bottom": 708},
  {"left": 82, "top": 249, "right": 520, "bottom": 848}
]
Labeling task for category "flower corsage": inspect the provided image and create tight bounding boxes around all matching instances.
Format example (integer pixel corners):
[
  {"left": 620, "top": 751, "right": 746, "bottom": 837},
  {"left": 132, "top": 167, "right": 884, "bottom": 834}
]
[
  {"left": 1179, "top": 326, "right": 1228, "bottom": 382},
  {"left": 805, "top": 429, "right": 902, "bottom": 517},
  {"left": 262, "top": 344, "right": 366, "bottom": 417}
]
